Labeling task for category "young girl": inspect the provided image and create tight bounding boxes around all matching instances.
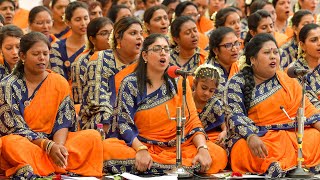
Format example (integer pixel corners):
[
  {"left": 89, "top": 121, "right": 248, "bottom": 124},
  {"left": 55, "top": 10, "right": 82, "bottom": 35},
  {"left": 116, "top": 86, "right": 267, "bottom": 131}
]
[
  {"left": 50, "top": 1, "right": 89, "bottom": 83},
  {"left": 192, "top": 64, "right": 227, "bottom": 146}
]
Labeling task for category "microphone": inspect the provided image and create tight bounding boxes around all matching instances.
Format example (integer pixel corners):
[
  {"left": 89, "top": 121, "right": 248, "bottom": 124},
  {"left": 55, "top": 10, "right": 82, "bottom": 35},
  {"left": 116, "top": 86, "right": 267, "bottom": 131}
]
[
  {"left": 167, "top": 66, "right": 194, "bottom": 78},
  {"left": 287, "top": 66, "right": 309, "bottom": 78},
  {"left": 280, "top": 106, "right": 295, "bottom": 121}
]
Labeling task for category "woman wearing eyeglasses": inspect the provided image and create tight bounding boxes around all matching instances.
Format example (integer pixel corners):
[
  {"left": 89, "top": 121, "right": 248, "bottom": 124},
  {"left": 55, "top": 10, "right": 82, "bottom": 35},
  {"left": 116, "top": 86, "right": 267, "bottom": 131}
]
[
  {"left": 103, "top": 33, "right": 227, "bottom": 174},
  {"left": 79, "top": 17, "right": 143, "bottom": 132},
  {"left": 206, "top": 27, "right": 240, "bottom": 93},
  {"left": 71, "top": 17, "right": 113, "bottom": 113},
  {"left": 28, "top": 6, "right": 58, "bottom": 45},
  {"left": 50, "top": 1, "right": 89, "bottom": 84},
  {"left": 225, "top": 33, "right": 320, "bottom": 177},
  {"left": 170, "top": 16, "right": 207, "bottom": 88},
  {"left": 207, "top": 7, "right": 243, "bottom": 50}
]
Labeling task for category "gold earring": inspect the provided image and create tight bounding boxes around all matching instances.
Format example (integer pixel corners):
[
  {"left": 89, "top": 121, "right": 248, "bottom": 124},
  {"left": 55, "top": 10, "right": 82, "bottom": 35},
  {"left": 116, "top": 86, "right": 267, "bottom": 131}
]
[{"left": 116, "top": 43, "right": 121, "bottom": 49}]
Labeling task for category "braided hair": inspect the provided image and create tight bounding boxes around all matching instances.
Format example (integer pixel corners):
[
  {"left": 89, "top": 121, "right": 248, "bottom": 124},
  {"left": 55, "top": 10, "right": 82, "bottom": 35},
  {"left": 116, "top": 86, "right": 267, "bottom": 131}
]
[{"left": 242, "top": 33, "right": 277, "bottom": 111}]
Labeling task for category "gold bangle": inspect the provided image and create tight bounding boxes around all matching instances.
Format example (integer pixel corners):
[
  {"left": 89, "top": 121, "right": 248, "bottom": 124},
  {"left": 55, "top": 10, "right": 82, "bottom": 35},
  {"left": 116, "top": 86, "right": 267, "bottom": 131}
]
[
  {"left": 197, "top": 145, "right": 208, "bottom": 152},
  {"left": 136, "top": 145, "right": 148, "bottom": 152},
  {"left": 45, "top": 140, "right": 52, "bottom": 152},
  {"left": 47, "top": 141, "right": 55, "bottom": 154}
]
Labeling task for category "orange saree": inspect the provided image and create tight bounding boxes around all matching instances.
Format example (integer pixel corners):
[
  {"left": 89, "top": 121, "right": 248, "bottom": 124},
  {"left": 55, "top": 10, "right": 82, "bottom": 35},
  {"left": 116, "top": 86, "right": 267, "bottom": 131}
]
[
  {"left": 103, "top": 75, "right": 227, "bottom": 174},
  {"left": 226, "top": 71, "right": 320, "bottom": 177},
  {"left": 0, "top": 71, "right": 103, "bottom": 178},
  {"left": 13, "top": 8, "right": 29, "bottom": 30},
  {"left": 197, "top": 16, "right": 213, "bottom": 34}
]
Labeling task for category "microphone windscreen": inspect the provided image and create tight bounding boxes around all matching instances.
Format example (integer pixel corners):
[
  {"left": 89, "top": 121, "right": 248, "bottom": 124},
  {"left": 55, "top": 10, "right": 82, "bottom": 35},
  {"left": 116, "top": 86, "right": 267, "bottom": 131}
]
[
  {"left": 167, "top": 66, "right": 180, "bottom": 78},
  {"left": 287, "top": 66, "right": 296, "bottom": 78}
]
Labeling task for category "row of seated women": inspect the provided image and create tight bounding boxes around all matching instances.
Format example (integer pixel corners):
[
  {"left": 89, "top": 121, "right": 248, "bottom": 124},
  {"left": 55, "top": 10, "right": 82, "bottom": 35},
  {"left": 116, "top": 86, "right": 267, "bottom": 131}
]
[
  {"left": 0, "top": 27, "right": 319, "bottom": 179},
  {"left": 0, "top": 0, "right": 318, "bottom": 89},
  {"left": 0, "top": 1, "right": 319, "bottom": 179}
]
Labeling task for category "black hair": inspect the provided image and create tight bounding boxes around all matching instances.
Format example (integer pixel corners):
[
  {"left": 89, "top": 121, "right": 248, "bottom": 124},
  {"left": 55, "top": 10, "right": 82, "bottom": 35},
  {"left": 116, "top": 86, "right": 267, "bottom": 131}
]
[
  {"left": 28, "top": 6, "right": 52, "bottom": 25},
  {"left": 208, "top": 27, "right": 235, "bottom": 60},
  {"left": 291, "top": 10, "right": 313, "bottom": 29},
  {"left": 97, "top": 0, "right": 110, "bottom": 8},
  {"left": 88, "top": 1, "right": 102, "bottom": 11},
  {"left": 107, "top": 4, "right": 130, "bottom": 23},
  {"left": 0, "top": 25, "right": 23, "bottom": 48},
  {"left": 0, "top": 14, "right": 4, "bottom": 24},
  {"left": 112, "top": 16, "right": 142, "bottom": 49},
  {"left": 135, "top": 33, "right": 176, "bottom": 96},
  {"left": 0, "top": 0, "right": 15, "bottom": 9},
  {"left": 271, "top": 0, "right": 279, "bottom": 9},
  {"left": 144, "top": 5, "right": 167, "bottom": 24},
  {"left": 249, "top": 0, "right": 272, "bottom": 14},
  {"left": 244, "top": 9, "right": 271, "bottom": 46},
  {"left": 65, "top": 1, "right": 88, "bottom": 22},
  {"left": 170, "top": 15, "right": 195, "bottom": 38},
  {"left": 242, "top": 33, "right": 277, "bottom": 111},
  {"left": 174, "top": 1, "right": 197, "bottom": 17},
  {"left": 51, "top": 0, "right": 71, "bottom": 8},
  {"left": 14, "top": 32, "right": 51, "bottom": 76},
  {"left": 215, "top": 7, "right": 238, "bottom": 28},
  {"left": 299, "top": 23, "right": 320, "bottom": 43},
  {"left": 162, "top": 0, "right": 179, "bottom": 6}
]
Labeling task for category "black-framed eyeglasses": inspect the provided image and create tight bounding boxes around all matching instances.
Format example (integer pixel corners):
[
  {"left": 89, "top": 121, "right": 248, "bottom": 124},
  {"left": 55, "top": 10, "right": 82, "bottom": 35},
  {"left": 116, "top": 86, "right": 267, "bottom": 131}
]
[
  {"left": 147, "top": 45, "right": 170, "bottom": 53},
  {"left": 219, "top": 41, "right": 241, "bottom": 50}
]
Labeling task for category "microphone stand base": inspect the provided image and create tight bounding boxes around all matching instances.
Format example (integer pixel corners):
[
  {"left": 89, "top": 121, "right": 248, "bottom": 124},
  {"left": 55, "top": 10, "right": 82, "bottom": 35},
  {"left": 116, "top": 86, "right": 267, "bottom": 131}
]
[
  {"left": 287, "top": 167, "right": 314, "bottom": 178},
  {"left": 165, "top": 167, "right": 193, "bottom": 178}
]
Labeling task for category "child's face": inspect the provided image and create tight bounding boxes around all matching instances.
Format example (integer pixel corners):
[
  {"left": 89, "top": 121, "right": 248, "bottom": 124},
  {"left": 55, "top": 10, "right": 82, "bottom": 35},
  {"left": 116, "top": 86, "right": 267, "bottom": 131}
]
[{"left": 193, "top": 78, "right": 216, "bottom": 102}]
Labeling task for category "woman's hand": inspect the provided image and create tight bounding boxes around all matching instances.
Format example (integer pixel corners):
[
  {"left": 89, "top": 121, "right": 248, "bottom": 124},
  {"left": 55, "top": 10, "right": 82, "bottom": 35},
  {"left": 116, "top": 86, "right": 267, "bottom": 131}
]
[
  {"left": 192, "top": 148, "right": 212, "bottom": 173},
  {"left": 216, "top": 130, "right": 227, "bottom": 147},
  {"left": 49, "top": 143, "right": 69, "bottom": 169},
  {"left": 135, "top": 150, "right": 153, "bottom": 172},
  {"left": 247, "top": 135, "right": 268, "bottom": 158},
  {"left": 312, "top": 121, "right": 320, "bottom": 131}
]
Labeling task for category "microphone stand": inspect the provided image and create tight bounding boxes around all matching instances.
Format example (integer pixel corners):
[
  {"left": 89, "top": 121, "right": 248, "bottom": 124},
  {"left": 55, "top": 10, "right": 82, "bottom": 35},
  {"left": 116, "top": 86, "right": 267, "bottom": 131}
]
[
  {"left": 165, "top": 75, "right": 192, "bottom": 178},
  {"left": 287, "top": 75, "right": 314, "bottom": 178}
]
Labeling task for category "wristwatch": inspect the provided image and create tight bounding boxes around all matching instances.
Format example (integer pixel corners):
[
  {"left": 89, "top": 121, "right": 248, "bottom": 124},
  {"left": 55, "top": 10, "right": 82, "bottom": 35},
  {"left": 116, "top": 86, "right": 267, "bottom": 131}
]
[{"left": 197, "top": 145, "right": 208, "bottom": 152}]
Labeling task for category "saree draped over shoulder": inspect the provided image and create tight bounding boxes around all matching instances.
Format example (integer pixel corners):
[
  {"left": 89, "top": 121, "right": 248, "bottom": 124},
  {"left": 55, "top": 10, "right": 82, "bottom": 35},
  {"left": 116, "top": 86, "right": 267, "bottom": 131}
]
[
  {"left": 198, "top": 96, "right": 225, "bottom": 141},
  {"left": 49, "top": 39, "right": 85, "bottom": 83},
  {"left": 103, "top": 73, "right": 227, "bottom": 174},
  {"left": 0, "top": 71, "right": 103, "bottom": 178},
  {"left": 292, "top": 57, "right": 320, "bottom": 109},
  {"left": 79, "top": 49, "right": 137, "bottom": 130},
  {"left": 225, "top": 71, "right": 320, "bottom": 177}
]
